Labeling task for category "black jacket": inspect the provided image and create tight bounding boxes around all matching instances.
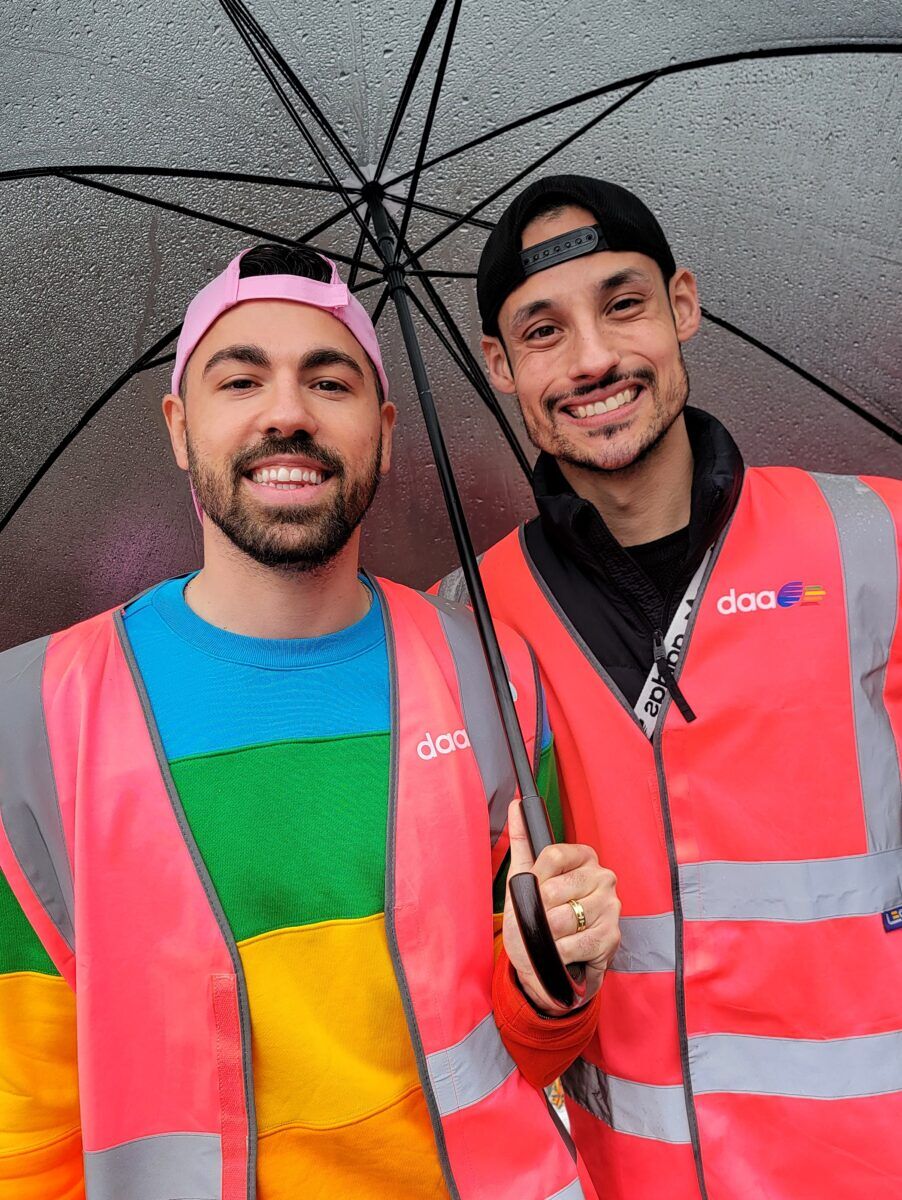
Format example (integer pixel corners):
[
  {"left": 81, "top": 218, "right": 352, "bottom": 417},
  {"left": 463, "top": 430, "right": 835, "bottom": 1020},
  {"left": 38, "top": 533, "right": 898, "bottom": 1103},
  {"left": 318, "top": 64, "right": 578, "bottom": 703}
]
[{"left": 522, "top": 407, "right": 744, "bottom": 708}]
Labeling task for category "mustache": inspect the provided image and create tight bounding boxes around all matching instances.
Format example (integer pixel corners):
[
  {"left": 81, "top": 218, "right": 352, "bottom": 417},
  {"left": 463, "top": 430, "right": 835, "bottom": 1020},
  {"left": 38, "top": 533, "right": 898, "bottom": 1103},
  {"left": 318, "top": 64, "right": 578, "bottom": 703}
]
[
  {"left": 231, "top": 433, "right": 345, "bottom": 478},
  {"left": 544, "top": 367, "right": 656, "bottom": 415}
]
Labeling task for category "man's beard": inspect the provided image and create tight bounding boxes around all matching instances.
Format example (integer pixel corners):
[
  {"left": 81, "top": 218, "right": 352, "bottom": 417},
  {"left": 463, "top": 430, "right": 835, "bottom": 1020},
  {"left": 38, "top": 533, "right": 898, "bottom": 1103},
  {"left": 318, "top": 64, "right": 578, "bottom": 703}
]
[
  {"left": 523, "top": 351, "right": 690, "bottom": 476},
  {"left": 187, "top": 431, "right": 382, "bottom": 571}
]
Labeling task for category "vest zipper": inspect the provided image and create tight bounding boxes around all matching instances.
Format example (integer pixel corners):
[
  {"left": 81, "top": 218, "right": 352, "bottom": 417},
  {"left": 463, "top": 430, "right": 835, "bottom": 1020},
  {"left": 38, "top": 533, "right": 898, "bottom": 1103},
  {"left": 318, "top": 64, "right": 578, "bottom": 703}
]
[{"left": 653, "top": 628, "right": 697, "bottom": 722}]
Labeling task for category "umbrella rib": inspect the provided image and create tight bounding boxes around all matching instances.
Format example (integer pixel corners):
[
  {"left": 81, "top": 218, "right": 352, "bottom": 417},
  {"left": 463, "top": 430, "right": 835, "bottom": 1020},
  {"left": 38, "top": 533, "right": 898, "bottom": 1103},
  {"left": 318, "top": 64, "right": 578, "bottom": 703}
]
[
  {"left": 217, "top": 0, "right": 381, "bottom": 259},
  {"left": 54, "top": 172, "right": 380, "bottom": 272},
  {"left": 374, "top": 0, "right": 450, "bottom": 179},
  {"left": 701, "top": 308, "right": 902, "bottom": 444},
  {"left": 371, "top": 288, "right": 390, "bottom": 327},
  {"left": 394, "top": 196, "right": 494, "bottom": 232},
  {"left": 0, "top": 325, "right": 182, "bottom": 537},
  {"left": 0, "top": 165, "right": 345, "bottom": 192},
  {"left": 380, "top": 206, "right": 533, "bottom": 477},
  {"left": 347, "top": 223, "right": 372, "bottom": 291},
  {"left": 407, "top": 76, "right": 655, "bottom": 264},
  {"left": 218, "top": 0, "right": 364, "bottom": 183},
  {"left": 400, "top": 286, "right": 527, "bottom": 477},
  {"left": 395, "top": 0, "right": 463, "bottom": 257},
  {"left": 384, "top": 41, "right": 902, "bottom": 188}
]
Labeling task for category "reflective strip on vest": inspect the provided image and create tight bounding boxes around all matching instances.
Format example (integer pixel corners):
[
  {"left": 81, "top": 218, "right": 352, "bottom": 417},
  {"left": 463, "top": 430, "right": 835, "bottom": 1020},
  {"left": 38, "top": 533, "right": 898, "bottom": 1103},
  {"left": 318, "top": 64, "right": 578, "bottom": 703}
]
[
  {"left": 84, "top": 1132, "right": 222, "bottom": 1199},
  {"left": 562, "top": 1059, "right": 691, "bottom": 1144},
  {"left": 680, "top": 846, "right": 902, "bottom": 922},
  {"left": 0, "top": 635, "right": 75, "bottom": 950},
  {"left": 424, "top": 592, "right": 521, "bottom": 845},
  {"left": 689, "top": 1029, "right": 902, "bottom": 1100},
  {"left": 611, "top": 913, "right": 676, "bottom": 973},
  {"left": 813, "top": 473, "right": 902, "bottom": 852},
  {"left": 548, "top": 1182, "right": 588, "bottom": 1200},
  {"left": 426, "top": 1011, "right": 517, "bottom": 1116}
]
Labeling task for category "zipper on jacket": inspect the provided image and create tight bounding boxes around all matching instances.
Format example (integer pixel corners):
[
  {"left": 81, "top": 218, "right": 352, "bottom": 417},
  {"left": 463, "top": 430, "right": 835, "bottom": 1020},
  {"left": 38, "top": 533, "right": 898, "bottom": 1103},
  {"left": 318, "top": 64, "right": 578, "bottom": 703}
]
[{"left": 652, "top": 629, "right": 697, "bottom": 722}]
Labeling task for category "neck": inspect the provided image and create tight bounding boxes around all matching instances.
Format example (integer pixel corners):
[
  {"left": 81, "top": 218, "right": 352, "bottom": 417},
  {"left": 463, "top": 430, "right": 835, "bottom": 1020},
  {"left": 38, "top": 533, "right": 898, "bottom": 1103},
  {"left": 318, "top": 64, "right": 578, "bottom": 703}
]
[
  {"left": 558, "top": 414, "right": 694, "bottom": 547},
  {"left": 185, "top": 523, "right": 370, "bottom": 639}
]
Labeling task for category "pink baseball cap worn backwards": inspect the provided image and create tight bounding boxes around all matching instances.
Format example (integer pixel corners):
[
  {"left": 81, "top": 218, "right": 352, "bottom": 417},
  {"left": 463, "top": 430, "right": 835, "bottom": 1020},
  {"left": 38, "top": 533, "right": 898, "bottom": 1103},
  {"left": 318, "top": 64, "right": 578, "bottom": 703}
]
[{"left": 171, "top": 249, "right": 389, "bottom": 401}]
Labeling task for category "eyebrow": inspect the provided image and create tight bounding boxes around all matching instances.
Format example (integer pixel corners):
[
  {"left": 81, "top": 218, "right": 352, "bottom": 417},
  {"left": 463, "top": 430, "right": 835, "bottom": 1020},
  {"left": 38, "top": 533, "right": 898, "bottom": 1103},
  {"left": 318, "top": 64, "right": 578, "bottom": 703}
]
[
  {"left": 202, "top": 344, "right": 271, "bottom": 378},
  {"left": 596, "top": 267, "right": 653, "bottom": 293},
  {"left": 300, "top": 347, "right": 365, "bottom": 381},
  {"left": 508, "top": 267, "right": 655, "bottom": 334},
  {"left": 201, "top": 343, "right": 365, "bottom": 382}
]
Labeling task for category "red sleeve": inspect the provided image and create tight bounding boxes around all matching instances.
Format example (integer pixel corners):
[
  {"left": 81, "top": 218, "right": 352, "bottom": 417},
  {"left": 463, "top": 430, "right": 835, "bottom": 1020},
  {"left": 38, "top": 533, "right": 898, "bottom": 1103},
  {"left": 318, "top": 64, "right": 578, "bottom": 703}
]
[{"left": 492, "top": 943, "right": 600, "bottom": 1090}]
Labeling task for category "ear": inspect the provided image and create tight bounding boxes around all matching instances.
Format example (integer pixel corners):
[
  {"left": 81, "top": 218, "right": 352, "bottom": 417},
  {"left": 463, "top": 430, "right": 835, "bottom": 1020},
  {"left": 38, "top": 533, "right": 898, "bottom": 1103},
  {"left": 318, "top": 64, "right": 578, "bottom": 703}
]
[
  {"left": 669, "top": 268, "right": 701, "bottom": 344},
  {"left": 162, "top": 392, "right": 189, "bottom": 471},
  {"left": 378, "top": 401, "right": 397, "bottom": 475},
  {"left": 481, "top": 335, "right": 517, "bottom": 395}
]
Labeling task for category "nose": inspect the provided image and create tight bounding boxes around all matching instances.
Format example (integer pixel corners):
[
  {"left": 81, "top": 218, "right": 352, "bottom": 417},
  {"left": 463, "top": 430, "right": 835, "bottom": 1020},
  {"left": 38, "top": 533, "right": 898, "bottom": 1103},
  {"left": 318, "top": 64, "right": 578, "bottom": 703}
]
[
  {"left": 258, "top": 377, "right": 319, "bottom": 439},
  {"left": 565, "top": 321, "right": 621, "bottom": 384}
]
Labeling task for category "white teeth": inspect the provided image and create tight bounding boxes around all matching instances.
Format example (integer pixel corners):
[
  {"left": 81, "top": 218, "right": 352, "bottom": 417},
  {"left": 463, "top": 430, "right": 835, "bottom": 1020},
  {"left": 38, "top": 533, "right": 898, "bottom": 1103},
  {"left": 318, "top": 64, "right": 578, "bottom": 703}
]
[
  {"left": 569, "top": 387, "right": 637, "bottom": 419},
  {"left": 250, "top": 465, "right": 326, "bottom": 487}
]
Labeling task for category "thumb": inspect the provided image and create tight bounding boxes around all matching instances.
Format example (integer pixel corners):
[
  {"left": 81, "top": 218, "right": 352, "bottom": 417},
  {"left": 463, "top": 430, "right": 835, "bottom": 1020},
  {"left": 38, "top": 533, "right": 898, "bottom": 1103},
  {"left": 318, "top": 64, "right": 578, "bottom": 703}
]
[{"left": 506, "top": 799, "right": 537, "bottom": 879}]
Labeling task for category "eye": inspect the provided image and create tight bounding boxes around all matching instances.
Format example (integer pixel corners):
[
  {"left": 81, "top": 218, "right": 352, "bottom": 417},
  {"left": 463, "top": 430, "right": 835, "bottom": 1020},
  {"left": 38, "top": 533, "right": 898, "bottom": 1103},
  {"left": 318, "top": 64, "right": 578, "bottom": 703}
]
[
  {"left": 525, "top": 323, "right": 559, "bottom": 341},
  {"left": 222, "top": 377, "right": 258, "bottom": 391},
  {"left": 609, "top": 296, "right": 642, "bottom": 314},
  {"left": 312, "top": 377, "right": 352, "bottom": 393}
]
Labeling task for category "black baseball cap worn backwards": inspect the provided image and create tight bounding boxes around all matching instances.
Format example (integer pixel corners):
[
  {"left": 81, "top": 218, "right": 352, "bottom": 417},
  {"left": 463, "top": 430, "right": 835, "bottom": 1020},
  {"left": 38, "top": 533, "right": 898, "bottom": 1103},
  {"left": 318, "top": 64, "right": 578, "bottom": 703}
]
[{"left": 477, "top": 174, "right": 677, "bottom": 336}]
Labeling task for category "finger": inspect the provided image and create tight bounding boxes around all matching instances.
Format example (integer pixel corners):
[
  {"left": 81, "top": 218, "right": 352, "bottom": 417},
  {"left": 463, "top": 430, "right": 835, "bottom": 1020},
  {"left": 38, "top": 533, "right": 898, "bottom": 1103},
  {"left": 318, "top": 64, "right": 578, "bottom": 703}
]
[
  {"left": 505, "top": 799, "right": 536, "bottom": 878},
  {"left": 539, "top": 864, "right": 616, "bottom": 911},
  {"left": 543, "top": 882, "right": 620, "bottom": 940},
  {"left": 554, "top": 923, "right": 622, "bottom": 970},
  {"left": 531, "top": 840, "right": 599, "bottom": 885},
  {"left": 544, "top": 894, "right": 597, "bottom": 941}
]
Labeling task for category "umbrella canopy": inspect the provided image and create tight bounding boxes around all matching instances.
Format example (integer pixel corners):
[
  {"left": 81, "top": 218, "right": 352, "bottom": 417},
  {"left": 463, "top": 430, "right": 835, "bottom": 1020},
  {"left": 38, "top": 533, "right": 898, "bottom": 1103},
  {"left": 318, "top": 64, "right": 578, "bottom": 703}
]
[{"left": 1, "top": 0, "right": 900, "bottom": 652}]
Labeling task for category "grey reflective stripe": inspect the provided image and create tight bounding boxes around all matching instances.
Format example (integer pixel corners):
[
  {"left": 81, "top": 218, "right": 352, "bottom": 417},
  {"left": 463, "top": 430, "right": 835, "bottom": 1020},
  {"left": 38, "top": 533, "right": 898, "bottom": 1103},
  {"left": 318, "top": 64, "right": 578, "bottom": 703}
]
[
  {"left": 690, "top": 1029, "right": 902, "bottom": 1100},
  {"left": 426, "top": 1012, "right": 517, "bottom": 1116},
  {"left": 424, "top": 593, "right": 518, "bottom": 844},
  {"left": 611, "top": 913, "right": 675, "bottom": 973},
  {"left": 84, "top": 1131, "right": 222, "bottom": 1199},
  {"left": 562, "top": 1058, "right": 691, "bottom": 1144},
  {"left": 547, "top": 1180, "right": 587, "bottom": 1200},
  {"left": 436, "top": 564, "right": 470, "bottom": 605},
  {"left": 680, "top": 845, "right": 902, "bottom": 922},
  {"left": 0, "top": 636, "right": 75, "bottom": 950},
  {"left": 813, "top": 473, "right": 902, "bottom": 852}
]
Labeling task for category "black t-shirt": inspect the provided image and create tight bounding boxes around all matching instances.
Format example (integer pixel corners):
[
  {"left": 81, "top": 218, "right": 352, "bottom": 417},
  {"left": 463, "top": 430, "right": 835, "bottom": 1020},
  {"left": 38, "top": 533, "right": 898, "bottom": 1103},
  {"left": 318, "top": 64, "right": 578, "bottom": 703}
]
[{"left": 523, "top": 408, "right": 744, "bottom": 709}]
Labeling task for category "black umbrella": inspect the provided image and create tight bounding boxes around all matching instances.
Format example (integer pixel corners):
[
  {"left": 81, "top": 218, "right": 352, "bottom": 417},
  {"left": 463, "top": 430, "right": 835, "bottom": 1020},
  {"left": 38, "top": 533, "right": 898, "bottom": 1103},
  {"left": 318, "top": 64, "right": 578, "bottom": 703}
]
[{"left": 3, "top": 1, "right": 902, "bottom": 1002}]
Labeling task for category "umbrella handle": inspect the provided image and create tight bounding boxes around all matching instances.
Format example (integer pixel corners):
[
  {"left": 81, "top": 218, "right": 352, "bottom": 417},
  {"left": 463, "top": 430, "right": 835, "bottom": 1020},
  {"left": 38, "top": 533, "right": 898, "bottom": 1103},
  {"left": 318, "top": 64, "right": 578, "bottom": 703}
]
[
  {"left": 369, "top": 197, "right": 584, "bottom": 1010},
  {"left": 509, "top": 873, "right": 587, "bottom": 1010}
]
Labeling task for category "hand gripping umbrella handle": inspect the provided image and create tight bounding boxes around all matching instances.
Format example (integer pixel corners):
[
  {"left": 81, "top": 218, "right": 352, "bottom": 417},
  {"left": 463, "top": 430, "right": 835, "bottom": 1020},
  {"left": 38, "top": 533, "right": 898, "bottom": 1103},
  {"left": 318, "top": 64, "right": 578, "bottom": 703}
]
[{"left": 370, "top": 200, "right": 585, "bottom": 1010}]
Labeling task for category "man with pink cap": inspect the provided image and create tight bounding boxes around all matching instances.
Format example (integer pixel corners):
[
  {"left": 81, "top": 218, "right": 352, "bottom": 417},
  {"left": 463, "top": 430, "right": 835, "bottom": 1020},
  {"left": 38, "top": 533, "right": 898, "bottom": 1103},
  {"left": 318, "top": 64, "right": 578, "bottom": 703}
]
[{"left": 0, "top": 243, "right": 620, "bottom": 1199}]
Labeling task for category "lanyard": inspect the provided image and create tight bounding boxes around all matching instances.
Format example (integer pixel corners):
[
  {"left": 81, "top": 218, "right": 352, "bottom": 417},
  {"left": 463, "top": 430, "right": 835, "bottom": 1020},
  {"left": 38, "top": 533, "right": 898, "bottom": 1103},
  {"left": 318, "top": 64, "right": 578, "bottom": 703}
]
[{"left": 633, "top": 548, "right": 712, "bottom": 739}]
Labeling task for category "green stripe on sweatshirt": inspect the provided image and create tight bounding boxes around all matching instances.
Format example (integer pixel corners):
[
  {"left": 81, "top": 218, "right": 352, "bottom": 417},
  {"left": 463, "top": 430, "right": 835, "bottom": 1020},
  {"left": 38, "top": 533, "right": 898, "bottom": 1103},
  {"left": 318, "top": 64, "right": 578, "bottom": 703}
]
[{"left": 170, "top": 731, "right": 390, "bottom": 942}]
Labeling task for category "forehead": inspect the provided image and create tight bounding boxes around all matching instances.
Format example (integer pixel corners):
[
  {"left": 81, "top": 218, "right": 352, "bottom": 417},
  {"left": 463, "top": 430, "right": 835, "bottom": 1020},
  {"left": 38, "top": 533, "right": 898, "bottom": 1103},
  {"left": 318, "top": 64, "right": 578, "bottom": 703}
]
[
  {"left": 191, "top": 298, "right": 368, "bottom": 370},
  {"left": 499, "top": 241, "right": 665, "bottom": 334}
]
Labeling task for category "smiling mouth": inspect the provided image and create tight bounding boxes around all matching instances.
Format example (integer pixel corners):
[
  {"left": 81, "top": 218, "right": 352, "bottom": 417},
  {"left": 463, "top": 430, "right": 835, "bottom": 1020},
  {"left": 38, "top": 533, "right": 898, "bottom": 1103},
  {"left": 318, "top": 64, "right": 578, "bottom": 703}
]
[
  {"left": 246, "top": 465, "right": 332, "bottom": 490},
  {"left": 562, "top": 385, "right": 640, "bottom": 419}
]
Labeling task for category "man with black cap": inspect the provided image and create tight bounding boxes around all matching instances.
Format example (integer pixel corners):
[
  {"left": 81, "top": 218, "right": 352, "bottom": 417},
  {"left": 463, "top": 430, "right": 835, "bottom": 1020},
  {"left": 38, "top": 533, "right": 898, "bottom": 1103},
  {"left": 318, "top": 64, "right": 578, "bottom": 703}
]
[{"left": 438, "top": 174, "right": 902, "bottom": 1200}]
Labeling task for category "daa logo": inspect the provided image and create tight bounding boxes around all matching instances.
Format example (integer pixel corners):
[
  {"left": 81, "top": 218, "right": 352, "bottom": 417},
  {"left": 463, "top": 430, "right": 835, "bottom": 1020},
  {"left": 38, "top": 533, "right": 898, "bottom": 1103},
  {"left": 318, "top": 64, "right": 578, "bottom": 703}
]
[
  {"left": 717, "top": 581, "right": 827, "bottom": 615},
  {"left": 417, "top": 729, "right": 472, "bottom": 760}
]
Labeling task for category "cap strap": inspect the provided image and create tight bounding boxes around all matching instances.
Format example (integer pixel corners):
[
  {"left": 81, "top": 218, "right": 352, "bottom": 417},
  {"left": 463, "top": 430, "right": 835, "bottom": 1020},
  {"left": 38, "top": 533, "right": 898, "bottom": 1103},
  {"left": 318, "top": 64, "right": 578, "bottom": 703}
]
[{"left": 519, "top": 223, "right": 607, "bottom": 277}]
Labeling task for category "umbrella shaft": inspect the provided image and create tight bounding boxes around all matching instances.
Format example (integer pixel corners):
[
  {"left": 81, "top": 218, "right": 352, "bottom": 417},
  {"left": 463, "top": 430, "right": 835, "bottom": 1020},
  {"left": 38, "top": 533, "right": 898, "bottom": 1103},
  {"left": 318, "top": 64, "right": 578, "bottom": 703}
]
[{"left": 368, "top": 199, "right": 551, "bottom": 856}]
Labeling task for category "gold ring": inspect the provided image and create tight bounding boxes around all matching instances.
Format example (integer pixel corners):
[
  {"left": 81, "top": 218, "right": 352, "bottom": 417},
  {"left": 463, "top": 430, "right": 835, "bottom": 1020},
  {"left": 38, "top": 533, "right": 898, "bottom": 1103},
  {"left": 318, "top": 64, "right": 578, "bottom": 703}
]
[{"left": 567, "top": 898, "right": 587, "bottom": 933}]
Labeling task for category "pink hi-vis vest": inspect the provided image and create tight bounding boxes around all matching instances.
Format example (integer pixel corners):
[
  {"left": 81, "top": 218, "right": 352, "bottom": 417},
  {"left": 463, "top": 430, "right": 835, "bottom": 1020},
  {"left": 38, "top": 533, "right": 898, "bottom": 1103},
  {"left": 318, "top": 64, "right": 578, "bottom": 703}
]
[
  {"left": 448, "top": 468, "right": 902, "bottom": 1200},
  {"left": 0, "top": 578, "right": 590, "bottom": 1200}
]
